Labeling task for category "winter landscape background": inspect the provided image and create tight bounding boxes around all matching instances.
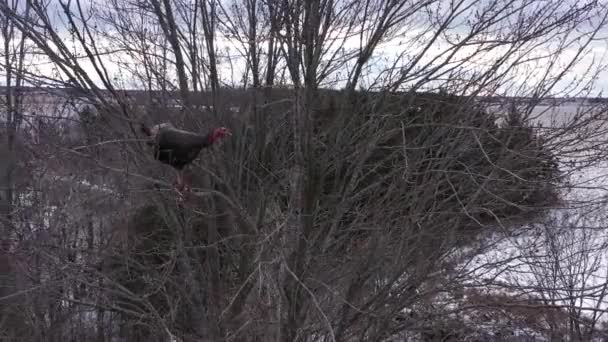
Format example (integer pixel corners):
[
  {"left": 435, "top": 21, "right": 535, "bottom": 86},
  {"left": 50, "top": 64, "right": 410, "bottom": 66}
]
[{"left": 2, "top": 0, "right": 608, "bottom": 341}]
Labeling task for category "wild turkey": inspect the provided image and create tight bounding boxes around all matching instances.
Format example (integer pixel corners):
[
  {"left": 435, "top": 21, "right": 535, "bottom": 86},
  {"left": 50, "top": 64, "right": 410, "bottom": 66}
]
[{"left": 141, "top": 122, "right": 231, "bottom": 191}]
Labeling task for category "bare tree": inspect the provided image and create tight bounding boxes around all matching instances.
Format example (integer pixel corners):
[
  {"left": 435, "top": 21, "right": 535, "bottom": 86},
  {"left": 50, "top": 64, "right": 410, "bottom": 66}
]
[
  {"left": 0, "top": 0, "right": 607, "bottom": 341},
  {"left": 0, "top": 0, "right": 32, "bottom": 338}
]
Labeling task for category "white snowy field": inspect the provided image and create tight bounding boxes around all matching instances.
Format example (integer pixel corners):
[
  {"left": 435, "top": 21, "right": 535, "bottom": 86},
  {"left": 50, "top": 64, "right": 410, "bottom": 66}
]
[{"left": 467, "top": 101, "right": 608, "bottom": 322}]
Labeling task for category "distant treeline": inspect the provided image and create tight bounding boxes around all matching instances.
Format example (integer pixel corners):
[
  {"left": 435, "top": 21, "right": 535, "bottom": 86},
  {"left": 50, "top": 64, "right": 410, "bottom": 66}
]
[{"left": 0, "top": 85, "right": 605, "bottom": 107}]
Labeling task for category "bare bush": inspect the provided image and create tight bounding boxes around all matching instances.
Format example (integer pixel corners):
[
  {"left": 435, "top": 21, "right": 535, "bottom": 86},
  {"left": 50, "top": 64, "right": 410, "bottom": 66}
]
[{"left": 0, "top": 0, "right": 608, "bottom": 341}]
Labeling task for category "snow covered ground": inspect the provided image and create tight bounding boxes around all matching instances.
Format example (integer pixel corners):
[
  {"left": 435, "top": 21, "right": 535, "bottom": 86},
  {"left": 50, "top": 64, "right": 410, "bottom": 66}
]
[{"left": 466, "top": 101, "right": 608, "bottom": 325}]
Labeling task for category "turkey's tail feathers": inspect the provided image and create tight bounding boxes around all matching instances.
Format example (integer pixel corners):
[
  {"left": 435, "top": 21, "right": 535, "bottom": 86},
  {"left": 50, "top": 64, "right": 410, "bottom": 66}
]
[
  {"left": 140, "top": 122, "right": 152, "bottom": 136},
  {"left": 142, "top": 122, "right": 176, "bottom": 146},
  {"left": 141, "top": 122, "right": 175, "bottom": 136}
]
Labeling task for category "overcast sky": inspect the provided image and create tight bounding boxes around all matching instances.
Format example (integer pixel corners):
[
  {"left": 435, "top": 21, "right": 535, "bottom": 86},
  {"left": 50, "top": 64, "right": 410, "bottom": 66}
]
[{"left": 2, "top": 0, "right": 607, "bottom": 97}]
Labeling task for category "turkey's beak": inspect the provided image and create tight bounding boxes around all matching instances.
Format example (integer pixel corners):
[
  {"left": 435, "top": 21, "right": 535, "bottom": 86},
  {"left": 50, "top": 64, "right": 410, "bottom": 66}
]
[{"left": 226, "top": 131, "right": 232, "bottom": 136}]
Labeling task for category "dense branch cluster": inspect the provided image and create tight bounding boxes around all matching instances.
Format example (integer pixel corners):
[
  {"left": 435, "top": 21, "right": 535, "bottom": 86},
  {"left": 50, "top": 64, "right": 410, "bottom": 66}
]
[{"left": 0, "top": 0, "right": 607, "bottom": 341}]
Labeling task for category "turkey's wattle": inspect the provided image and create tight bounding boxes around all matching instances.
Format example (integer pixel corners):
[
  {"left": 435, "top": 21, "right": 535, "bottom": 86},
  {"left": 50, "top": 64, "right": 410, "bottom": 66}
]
[{"left": 142, "top": 122, "right": 231, "bottom": 191}]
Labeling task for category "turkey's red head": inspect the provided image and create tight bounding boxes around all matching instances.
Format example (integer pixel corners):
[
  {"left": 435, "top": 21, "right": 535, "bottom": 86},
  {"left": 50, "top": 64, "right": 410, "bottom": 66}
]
[{"left": 212, "top": 126, "right": 232, "bottom": 143}]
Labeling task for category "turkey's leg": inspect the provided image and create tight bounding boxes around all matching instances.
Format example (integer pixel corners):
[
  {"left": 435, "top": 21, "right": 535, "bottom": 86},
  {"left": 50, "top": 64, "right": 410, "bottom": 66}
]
[
  {"left": 175, "top": 169, "right": 185, "bottom": 192},
  {"left": 182, "top": 169, "right": 192, "bottom": 192}
]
